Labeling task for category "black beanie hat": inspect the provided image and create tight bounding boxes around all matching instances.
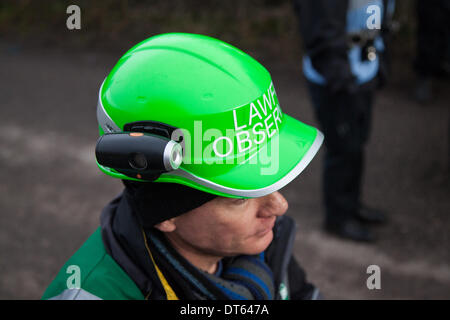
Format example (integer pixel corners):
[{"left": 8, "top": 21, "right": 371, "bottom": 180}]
[{"left": 122, "top": 180, "right": 217, "bottom": 229}]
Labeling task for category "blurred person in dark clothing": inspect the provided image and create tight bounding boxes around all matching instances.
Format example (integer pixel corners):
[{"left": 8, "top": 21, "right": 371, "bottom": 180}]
[
  {"left": 293, "top": 0, "right": 395, "bottom": 242},
  {"left": 414, "top": 0, "right": 450, "bottom": 103}
]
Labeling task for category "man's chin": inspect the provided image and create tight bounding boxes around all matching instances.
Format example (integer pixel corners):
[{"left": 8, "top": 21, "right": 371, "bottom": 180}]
[{"left": 243, "top": 230, "right": 274, "bottom": 255}]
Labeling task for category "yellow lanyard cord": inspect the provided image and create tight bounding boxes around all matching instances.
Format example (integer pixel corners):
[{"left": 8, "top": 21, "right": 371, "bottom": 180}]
[{"left": 141, "top": 229, "right": 179, "bottom": 300}]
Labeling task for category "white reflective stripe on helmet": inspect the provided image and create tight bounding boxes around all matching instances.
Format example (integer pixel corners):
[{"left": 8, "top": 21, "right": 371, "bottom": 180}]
[
  {"left": 162, "top": 130, "right": 324, "bottom": 198},
  {"left": 96, "top": 79, "right": 121, "bottom": 134}
]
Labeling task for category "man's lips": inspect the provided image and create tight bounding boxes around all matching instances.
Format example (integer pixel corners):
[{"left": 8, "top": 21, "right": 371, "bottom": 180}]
[{"left": 255, "top": 217, "right": 276, "bottom": 236}]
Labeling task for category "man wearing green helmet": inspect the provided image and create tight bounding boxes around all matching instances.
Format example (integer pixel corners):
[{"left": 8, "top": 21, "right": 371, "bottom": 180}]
[{"left": 42, "top": 33, "right": 324, "bottom": 300}]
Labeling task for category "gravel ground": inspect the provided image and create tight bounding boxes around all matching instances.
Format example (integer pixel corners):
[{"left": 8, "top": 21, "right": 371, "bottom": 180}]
[{"left": 0, "top": 43, "right": 448, "bottom": 299}]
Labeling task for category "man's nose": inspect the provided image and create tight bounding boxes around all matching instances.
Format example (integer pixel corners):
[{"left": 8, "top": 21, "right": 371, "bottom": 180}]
[{"left": 257, "top": 191, "right": 289, "bottom": 218}]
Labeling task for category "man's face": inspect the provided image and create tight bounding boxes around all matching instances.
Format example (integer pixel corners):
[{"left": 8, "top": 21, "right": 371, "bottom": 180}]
[{"left": 166, "top": 191, "right": 288, "bottom": 257}]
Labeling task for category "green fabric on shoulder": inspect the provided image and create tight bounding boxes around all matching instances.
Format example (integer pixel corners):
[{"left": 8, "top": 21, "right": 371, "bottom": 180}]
[{"left": 42, "top": 227, "right": 144, "bottom": 300}]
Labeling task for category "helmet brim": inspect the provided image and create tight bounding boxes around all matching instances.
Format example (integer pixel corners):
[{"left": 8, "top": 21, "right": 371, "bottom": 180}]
[{"left": 156, "top": 114, "right": 323, "bottom": 198}]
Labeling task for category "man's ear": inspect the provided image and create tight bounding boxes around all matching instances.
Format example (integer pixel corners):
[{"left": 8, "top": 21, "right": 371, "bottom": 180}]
[{"left": 154, "top": 218, "right": 177, "bottom": 233}]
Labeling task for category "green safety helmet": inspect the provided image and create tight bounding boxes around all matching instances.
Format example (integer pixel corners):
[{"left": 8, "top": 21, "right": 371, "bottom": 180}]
[{"left": 96, "top": 33, "right": 323, "bottom": 198}]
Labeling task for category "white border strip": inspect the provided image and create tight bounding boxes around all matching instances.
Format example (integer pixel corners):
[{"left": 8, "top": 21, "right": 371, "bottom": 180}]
[{"left": 167, "top": 130, "right": 324, "bottom": 198}]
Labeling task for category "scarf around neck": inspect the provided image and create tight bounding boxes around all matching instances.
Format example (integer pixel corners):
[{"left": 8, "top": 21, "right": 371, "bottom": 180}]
[{"left": 144, "top": 229, "right": 276, "bottom": 300}]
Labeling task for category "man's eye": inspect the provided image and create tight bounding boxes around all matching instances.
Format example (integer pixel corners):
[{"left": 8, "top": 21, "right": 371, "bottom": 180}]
[{"left": 234, "top": 198, "right": 247, "bottom": 205}]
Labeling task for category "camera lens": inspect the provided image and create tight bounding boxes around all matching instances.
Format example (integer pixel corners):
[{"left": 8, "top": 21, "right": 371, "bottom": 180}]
[
  {"left": 129, "top": 152, "right": 147, "bottom": 170},
  {"left": 171, "top": 147, "right": 182, "bottom": 168}
]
